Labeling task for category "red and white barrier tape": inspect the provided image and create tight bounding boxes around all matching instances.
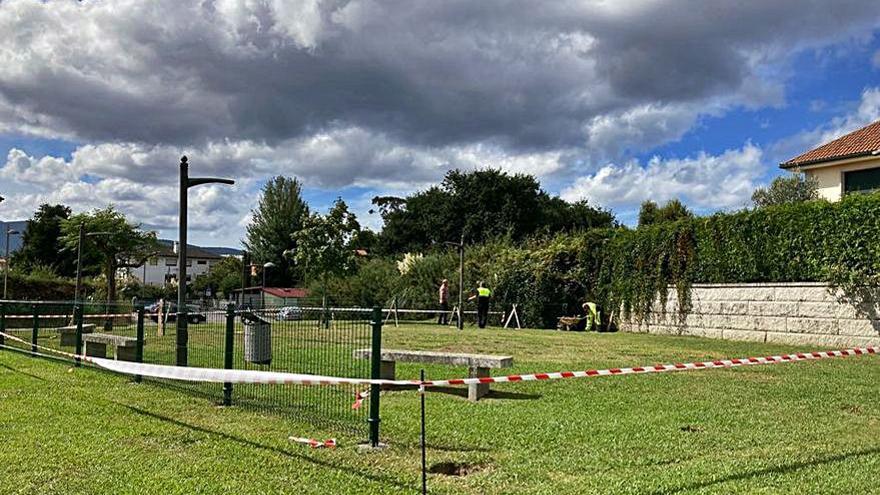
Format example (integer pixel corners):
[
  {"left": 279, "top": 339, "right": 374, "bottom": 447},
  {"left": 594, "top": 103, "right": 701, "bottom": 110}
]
[
  {"left": 2, "top": 330, "right": 877, "bottom": 390},
  {"left": 289, "top": 436, "right": 337, "bottom": 448}
]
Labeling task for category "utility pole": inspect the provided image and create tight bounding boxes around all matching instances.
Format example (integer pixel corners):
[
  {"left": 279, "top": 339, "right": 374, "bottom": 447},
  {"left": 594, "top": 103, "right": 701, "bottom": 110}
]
[{"left": 177, "top": 156, "right": 234, "bottom": 366}]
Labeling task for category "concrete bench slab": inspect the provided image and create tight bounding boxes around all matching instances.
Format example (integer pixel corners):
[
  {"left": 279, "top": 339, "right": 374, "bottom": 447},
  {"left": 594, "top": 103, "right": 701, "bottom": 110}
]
[
  {"left": 353, "top": 349, "right": 513, "bottom": 401},
  {"left": 57, "top": 324, "right": 96, "bottom": 347},
  {"left": 82, "top": 333, "right": 138, "bottom": 361}
]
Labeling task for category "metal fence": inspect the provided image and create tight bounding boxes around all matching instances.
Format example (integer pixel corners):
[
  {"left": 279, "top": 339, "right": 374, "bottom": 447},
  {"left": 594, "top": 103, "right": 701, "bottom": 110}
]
[{"left": 0, "top": 299, "right": 379, "bottom": 438}]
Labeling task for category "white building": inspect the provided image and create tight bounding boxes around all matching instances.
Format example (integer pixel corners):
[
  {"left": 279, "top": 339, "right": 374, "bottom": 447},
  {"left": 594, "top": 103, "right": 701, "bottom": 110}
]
[{"left": 128, "top": 240, "right": 222, "bottom": 286}]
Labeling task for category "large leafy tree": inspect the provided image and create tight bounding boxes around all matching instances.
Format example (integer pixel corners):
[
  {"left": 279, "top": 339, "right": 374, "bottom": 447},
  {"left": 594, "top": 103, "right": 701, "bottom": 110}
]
[
  {"left": 374, "top": 169, "right": 615, "bottom": 253},
  {"left": 60, "top": 207, "right": 159, "bottom": 304},
  {"left": 192, "top": 256, "right": 243, "bottom": 298},
  {"left": 638, "top": 199, "right": 694, "bottom": 227},
  {"left": 12, "top": 203, "right": 77, "bottom": 276},
  {"left": 244, "top": 176, "right": 309, "bottom": 286},
  {"left": 752, "top": 174, "right": 819, "bottom": 208},
  {"left": 291, "top": 199, "right": 361, "bottom": 292}
]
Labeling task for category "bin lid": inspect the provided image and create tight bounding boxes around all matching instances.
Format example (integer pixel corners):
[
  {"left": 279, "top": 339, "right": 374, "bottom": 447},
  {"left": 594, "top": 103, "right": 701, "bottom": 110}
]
[{"left": 240, "top": 311, "right": 271, "bottom": 325}]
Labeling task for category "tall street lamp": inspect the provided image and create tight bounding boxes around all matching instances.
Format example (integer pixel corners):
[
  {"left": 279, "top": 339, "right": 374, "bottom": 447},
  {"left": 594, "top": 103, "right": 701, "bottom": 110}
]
[
  {"left": 262, "top": 262, "right": 275, "bottom": 309},
  {"left": 74, "top": 224, "right": 113, "bottom": 304},
  {"left": 3, "top": 228, "right": 20, "bottom": 299},
  {"left": 177, "top": 155, "right": 234, "bottom": 366}
]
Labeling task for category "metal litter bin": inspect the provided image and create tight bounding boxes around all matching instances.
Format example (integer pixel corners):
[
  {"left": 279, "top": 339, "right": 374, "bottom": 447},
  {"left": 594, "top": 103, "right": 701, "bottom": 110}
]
[{"left": 241, "top": 312, "right": 272, "bottom": 365}]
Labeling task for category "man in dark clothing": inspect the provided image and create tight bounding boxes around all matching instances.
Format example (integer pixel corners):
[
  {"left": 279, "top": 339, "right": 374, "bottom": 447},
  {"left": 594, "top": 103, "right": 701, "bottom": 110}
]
[
  {"left": 468, "top": 281, "right": 492, "bottom": 328},
  {"left": 438, "top": 279, "right": 450, "bottom": 325}
]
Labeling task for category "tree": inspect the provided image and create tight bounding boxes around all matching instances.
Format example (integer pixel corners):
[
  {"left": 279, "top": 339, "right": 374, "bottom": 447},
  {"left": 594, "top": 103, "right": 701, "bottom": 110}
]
[
  {"left": 193, "top": 256, "right": 243, "bottom": 298},
  {"left": 244, "top": 176, "right": 309, "bottom": 286},
  {"left": 752, "top": 174, "right": 819, "bottom": 208},
  {"left": 11, "top": 203, "right": 77, "bottom": 276},
  {"left": 291, "top": 199, "right": 361, "bottom": 293},
  {"left": 375, "top": 169, "right": 615, "bottom": 253},
  {"left": 60, "top": 207, "right": 159, "bottom": 304},
  {"left": 638, "top": 199, "right": 693, "bottom": 227}
]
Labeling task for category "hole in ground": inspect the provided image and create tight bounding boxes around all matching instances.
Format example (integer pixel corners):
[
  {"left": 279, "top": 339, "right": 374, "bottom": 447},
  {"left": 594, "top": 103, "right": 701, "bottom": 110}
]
[{"left": 428, "top": 462, "right": 486, "bottom": 477}]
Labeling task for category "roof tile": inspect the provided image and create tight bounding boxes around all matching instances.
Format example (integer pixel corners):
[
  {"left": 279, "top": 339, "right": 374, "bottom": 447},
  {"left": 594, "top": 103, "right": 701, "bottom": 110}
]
[{"left": 782, "top": 119, "right": 880, "bottom": 168}]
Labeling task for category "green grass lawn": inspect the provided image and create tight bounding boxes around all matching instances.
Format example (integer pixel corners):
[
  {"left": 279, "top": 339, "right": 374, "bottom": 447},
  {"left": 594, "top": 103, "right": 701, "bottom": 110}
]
[{"left": 2, "top": 324, "right": 880, "bottom": 494}]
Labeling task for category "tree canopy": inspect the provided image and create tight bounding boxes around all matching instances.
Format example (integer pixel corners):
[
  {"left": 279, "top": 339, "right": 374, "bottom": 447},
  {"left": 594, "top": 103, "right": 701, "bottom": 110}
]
[
  {"left": 291, "top": 199, "right": 361, "bottom": 286},
  {"left": 11, "top": 203, "right": 77, "bottom": 276},
  {"left": 374, "top": 169, "right": 615, "bottom": 253},
  {"left": 244, "top": 176, "right": 310, "bottom": 286},
  {"left": 752, "top": 174, "right": 819, "bottom": 208},
  {"left": 638, "top": 199, "right": 694, "bottom": 227},
  {"left": 60, "top": 206, "right": 158, "bottom": 303}
]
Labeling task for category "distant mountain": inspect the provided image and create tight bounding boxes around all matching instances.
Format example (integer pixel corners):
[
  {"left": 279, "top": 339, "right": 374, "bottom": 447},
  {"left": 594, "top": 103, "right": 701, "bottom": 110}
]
[
  {"left": 156, "top": 238, "right": 243, "bottom": 258},
  {"left": 201, "top": 246, "right": 244, "bottom": 257}
]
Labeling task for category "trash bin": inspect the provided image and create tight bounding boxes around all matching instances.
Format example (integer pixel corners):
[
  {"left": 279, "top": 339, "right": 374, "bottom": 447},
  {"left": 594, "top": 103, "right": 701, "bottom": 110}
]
[{"left": 241, "top": 312, "right": 272, "bottom": 365}]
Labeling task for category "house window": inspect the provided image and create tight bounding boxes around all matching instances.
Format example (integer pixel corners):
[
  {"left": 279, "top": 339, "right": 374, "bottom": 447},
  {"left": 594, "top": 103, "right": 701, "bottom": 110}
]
[
  {"left": 197, "top": 260, "right": 207, "bottom": 265},
  {"left": 844, "top": 167, "right": 880, "bottom": 195},
  {"left": 165, "top": 259, "right": 176, "bottom": 266}
]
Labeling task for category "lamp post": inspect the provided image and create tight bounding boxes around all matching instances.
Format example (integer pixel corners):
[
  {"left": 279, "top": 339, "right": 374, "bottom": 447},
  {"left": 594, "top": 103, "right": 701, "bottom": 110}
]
[
  {"left": 261, "top": 262, "right": 275, "bottom": 309},
  {"left": 177, "top": 156, "right": 234, "bottom": 366},
  {"left": 3, "top": 228, "right": 20, "bottom": 299},
  {"left": 74, "top": 225, "right": 113, "bottom": 304}
]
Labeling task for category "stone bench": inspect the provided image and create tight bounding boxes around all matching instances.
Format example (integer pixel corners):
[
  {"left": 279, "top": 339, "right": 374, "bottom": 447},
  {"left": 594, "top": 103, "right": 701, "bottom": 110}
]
[
  {"left": 57, "top": 324, "right": 96, "bottom": 347},
  {"left": 82, "top": 333, "right": 138, "bottom": 361},
  {"left": 353, "top": 349, "right": 513, "bottom": 401}
]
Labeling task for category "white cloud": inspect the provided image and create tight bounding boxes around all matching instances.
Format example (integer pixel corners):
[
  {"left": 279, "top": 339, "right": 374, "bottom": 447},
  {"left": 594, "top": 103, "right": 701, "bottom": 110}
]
[{"left": 561, "top": 144, "right": 764, "bottom": 211}]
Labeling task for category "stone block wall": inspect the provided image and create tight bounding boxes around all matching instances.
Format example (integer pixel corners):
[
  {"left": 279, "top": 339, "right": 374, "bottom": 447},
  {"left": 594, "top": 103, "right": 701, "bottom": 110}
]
[{"left": 619, "top": 283, "right": 880, "bottom": 347}]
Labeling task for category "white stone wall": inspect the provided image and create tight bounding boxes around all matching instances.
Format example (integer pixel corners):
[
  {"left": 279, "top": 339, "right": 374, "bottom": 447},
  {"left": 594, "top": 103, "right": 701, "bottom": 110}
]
[{"left": 619, "top": 283, "right": 880, "bottom": 347}]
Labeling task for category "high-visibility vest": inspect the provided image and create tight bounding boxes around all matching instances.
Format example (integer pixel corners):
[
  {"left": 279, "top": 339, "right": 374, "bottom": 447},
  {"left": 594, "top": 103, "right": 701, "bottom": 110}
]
[{"left": 477, "top": 287, "right": 491, "bottom": 297}]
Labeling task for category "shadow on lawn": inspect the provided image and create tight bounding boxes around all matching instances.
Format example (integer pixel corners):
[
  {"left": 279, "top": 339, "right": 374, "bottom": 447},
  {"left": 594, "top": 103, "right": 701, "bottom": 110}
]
[
  {"left": 116, "top": 402, "right": 417, "bottom": 492},
  {"left": 0, "top": 361, "right": 48, "bottom": 382},
  {"left": 398, "top": 384, "right": 541, "bottom": 401},
  {"left": 654, "top": 446, "right": 880, "bottom": 494}
]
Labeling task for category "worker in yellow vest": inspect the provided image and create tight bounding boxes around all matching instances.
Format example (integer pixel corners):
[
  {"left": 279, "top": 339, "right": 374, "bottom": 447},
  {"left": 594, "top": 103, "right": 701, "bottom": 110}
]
[
  {"left": 582, "top": 302, "right": 600, "bottom": 331},
  {"left": 468, "top": 281, "right": 492, "bottom": 328}
]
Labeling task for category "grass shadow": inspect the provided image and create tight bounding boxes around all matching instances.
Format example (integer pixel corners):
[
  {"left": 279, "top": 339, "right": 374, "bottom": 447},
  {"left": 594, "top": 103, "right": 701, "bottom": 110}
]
[
  {"left": 654, "top": 446, "right": 880, "bottom": 494},
  {"left": 116, "top": 402, "right": 417, "bottom": 492},
  {"left": 0, "top": 361, "right": 48, "bottom": 381}
]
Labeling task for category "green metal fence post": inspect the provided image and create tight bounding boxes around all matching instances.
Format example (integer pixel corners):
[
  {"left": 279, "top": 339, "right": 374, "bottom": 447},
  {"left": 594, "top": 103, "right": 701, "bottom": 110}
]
[
  {"left": 134, "top": 304, "right": 145, "bottom": 383},
  {"left": 30, "top": 304, "right": 38, "bottom": 356},
  {"left": 0, "top": 301, "right": 5, "bottom": 348},
  {"left": 74, "top": 304, "right": 84, "bottom": 367},
  {"left": 368, "top": 306, "right": 382, "bottom": 447},
  {"left": 223, "top": 303, "right": 235, "bottom": 406}
]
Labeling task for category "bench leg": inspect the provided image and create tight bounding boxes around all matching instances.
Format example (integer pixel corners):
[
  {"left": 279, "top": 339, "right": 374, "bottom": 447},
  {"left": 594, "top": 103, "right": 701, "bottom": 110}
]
[
  {"left": 468, "top": 366, "right": 490, "bottom": 402},
  {"left": 84, "top": 341, "right": 107, "bottom": 358},
  {"left": 116, "top": 345, "right": 137, "bottom": 362},
  {"left": 380, "top": 360, "right": 396, "bottom": 380}
]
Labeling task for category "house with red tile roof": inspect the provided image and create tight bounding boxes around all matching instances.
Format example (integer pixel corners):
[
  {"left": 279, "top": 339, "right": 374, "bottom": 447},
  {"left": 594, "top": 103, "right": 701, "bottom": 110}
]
[
  {"left": 780, "top": 119, "right": 880, "bottom": 200},
  {"left": 232, "top": 286, "right": 310, "bottom": 307}
]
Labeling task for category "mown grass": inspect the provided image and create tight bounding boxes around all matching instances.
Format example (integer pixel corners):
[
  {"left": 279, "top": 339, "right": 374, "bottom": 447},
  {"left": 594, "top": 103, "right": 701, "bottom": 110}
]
[{"left": 2, "top": 323, "right": 880, "bottom": 494}]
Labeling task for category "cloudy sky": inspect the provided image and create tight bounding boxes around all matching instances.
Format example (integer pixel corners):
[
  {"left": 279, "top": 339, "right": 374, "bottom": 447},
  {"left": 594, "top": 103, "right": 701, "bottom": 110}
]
[{"left": 1, "top": 0, "right": 880, "bottom": 246}]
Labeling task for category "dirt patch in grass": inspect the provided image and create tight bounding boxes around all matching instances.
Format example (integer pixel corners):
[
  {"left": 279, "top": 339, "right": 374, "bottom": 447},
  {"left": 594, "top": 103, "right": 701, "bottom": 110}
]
[{"left": 428, "top": 461, "right": 487, "bottom": 477}]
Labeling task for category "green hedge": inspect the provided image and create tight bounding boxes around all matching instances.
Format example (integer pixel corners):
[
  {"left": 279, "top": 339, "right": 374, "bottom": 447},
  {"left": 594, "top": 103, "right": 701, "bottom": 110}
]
[{"left": 314, "top": 193, "right": 880, "bottom": 329}]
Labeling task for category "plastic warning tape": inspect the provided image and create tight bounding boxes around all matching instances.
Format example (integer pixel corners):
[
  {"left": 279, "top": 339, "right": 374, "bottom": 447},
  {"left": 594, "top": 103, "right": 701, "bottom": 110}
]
[
  {"left": 419, "top": 347, "right": 880, "bottom": 387},
  {"left": 289, "top": 436, "right": 337, "bottom": 448},
  {"left": 1, "top": 330, "right": 877, "bottom": 389}
]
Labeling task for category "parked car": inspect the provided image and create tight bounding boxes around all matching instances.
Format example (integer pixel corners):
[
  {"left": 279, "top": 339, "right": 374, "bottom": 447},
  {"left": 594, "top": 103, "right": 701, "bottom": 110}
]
[
  {"left": 147, "top": 302, "right": 207, "bottom": 324},
  {"left": 276, "top": 306, "right": 302, "bottom": 321}
]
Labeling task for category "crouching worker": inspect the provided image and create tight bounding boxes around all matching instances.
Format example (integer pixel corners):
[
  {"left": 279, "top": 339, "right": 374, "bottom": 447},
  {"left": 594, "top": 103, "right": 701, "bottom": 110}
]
[{"left": 583, "top": 302, "right": 601, "bottom": 332}]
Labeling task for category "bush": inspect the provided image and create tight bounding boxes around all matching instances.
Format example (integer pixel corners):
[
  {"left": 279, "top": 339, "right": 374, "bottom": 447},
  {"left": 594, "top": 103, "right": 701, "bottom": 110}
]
[{"left": 310, "top": 193, "right": 880, "bottom": 329}]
